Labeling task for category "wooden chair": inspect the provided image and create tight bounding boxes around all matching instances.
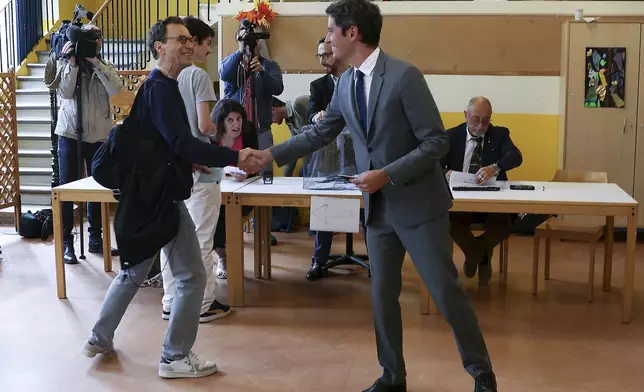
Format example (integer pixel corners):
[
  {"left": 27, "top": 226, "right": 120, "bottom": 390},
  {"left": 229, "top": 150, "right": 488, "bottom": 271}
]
[{"left": 532, "top": 170, "right": 608, "bottom": 301}]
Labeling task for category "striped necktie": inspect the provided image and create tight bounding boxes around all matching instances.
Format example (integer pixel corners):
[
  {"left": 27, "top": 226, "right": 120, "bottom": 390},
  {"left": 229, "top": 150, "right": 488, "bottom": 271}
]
[{"left": 468, "top": 137, "right": 484, "bottom": 174}]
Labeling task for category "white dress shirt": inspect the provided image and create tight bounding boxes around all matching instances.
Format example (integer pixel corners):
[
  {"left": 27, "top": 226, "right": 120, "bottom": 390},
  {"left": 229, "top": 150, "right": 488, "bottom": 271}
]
[
  {"left": 462, "top": 128, "right": 485, "bottom": 173},
  {"left": 354, "top": 47, "right": 381, "bottom": 111}
]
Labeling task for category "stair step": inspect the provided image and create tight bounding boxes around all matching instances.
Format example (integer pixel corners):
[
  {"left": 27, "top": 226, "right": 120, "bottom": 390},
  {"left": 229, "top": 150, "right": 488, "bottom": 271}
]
[
  {"left": 17, "top": 118, "right": 52, "bottom": 134},
  {"left": 27, "top": 63, "right": 46, "bottom": 78},
  {"left": 37, "top": 51, "right": 51, "bottom": 64},
  {"left": 20, "top": 193, "right": 52, "bottom": 206},
  {"left": 17, "top": 76, "right": 45, "bottom": 90},
  {"left": 16, "top": 89, "right": 51, "bottom": 105},
  {"left": 18, "top": 149, "right": 53, "bottom": 168},
  {"left": 17, "top": 132, "right": 50, "bottom": 140},
  {"left": 18, "top": 134, "right": 51, "bottom": 150},
  {"left": 20, "top": 167, "right": 52, "bottom": 174},
  {"left": 19, "top": 166, "right": 53, "bottom": 186},
  {"left": 18, "top": 149, "right": 51, "bottom": 157},
  {"left": 16, "top": 104, "right": 51, "bottom": 120},
  {"left": 21, "top": 184, "right": 51, "bottom": 194}
]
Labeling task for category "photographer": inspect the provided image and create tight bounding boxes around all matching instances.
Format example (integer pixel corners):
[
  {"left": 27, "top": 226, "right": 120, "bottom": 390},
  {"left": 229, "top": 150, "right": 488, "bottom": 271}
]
[
  {"left": 51, "top": 24, "right": 122, "bottom": 264},
  {"left": 219, "top": 24, "right": 283, "bottom": 152}
]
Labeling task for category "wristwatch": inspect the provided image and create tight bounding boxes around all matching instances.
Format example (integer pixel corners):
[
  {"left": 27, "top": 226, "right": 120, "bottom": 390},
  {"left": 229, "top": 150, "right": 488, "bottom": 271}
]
[{"left": 492, "top": 163, "right": 501, "bottom": 175}]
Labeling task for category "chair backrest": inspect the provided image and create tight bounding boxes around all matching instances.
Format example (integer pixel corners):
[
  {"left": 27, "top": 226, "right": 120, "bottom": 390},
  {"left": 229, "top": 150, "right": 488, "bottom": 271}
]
[{"left": 552, "top": 169, "right": 608, "bottom": 183}]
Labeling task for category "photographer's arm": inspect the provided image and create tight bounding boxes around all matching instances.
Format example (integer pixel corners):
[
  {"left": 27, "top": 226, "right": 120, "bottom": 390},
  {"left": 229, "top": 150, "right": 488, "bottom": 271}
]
[
  {"left": 219, "top": 51, "right": 242, "bottom": 85},
  {"left": 57, "top": 59, "right": 79, "bottom": 99},
  {"left": 92, "top": 60, "right": 123, "bottom": 96}
]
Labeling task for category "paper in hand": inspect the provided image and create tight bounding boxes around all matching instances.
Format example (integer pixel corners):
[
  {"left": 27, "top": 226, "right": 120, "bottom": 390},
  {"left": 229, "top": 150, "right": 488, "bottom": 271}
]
[{"left": 224, "top": 166, "right": 247, "bottom": 176}]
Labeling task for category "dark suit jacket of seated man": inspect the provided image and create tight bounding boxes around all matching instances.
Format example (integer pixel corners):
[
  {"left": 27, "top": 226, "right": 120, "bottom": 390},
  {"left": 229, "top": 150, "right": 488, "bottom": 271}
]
[{"left": 441, "top": 111, "right": 523, "bottom": 285}]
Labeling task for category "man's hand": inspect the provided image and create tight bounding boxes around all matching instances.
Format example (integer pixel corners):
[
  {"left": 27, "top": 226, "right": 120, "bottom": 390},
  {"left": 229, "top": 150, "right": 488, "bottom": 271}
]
[
  {"left": 313, "top": 110, "right": 325, "bottom": 123},
  {"left": 250, "top": 57, "right": 264, "bottom": 73},
  {"left": 475, "top": 165, "right": 497, "bottom": 184},
  {"left": 445, "top": 170, "right": 453, "bottom": 181},
  {"left": 192, "top": 164, "right": 212, "bottom": 174},
  {"left": 350, "top": 170, "right": 390, "bottom": 193}
]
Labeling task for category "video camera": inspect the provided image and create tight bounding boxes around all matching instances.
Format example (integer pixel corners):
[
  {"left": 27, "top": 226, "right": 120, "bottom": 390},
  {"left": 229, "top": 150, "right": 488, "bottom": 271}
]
[
  {"left": 62, "top": 4, "right": 100, "bottom": 60},
  {"left": 237, "top": 19, "right": 270, "bottom": 53}
]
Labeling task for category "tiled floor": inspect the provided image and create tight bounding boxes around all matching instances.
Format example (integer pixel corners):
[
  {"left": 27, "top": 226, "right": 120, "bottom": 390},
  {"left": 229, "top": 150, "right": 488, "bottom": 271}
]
[{"left": 1, "top": 227, "right": 644, "bottom": 391}]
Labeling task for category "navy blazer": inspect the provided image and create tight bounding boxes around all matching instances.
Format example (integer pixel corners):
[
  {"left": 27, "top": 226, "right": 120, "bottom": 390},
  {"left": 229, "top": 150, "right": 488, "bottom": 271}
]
[
  {"left": 441, "top": 123, "right": 522, "bottom": 181},
  {"left": 307, "top": 74, "right": 335, "bottom": 124}
]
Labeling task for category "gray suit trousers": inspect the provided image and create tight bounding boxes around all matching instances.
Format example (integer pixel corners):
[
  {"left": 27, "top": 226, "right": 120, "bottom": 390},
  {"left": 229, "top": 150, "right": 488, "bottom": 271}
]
[{"left": 367, "top": 192, "right": 492, "bottom": 385}]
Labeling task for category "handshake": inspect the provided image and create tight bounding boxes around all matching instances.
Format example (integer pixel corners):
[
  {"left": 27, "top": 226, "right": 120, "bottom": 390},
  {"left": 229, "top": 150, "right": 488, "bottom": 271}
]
[{"left": 236, "top": 148, "right": 273, "bottom": 174}]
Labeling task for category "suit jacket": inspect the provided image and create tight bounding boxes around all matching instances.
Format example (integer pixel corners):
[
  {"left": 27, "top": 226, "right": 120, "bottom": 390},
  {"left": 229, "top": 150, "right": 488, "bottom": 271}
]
[
  {"left": 307, "top": 74, "right": 336, "bottom": 123},
  {"left": 271, "top": 50, "right": 452, "bottom": 227},
  {"left": 441, "top": 123, "right": 522, "bottom": 181}
]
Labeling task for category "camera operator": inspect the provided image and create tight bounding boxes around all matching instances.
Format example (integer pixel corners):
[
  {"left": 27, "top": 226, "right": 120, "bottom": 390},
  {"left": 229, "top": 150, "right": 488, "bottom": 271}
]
[
  {"left": 52, "top": 24, "right": 122, "bottom": 264},
  {"left": 219, "top": 24, "right": 283, "bottom": 152}
]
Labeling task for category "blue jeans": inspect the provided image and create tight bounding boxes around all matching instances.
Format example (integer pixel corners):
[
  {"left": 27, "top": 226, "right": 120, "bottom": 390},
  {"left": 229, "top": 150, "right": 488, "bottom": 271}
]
[
  {"left": 58, "top": 136, "right": 103, "bottom": 244},
  {"left": 313, "top": 209, "right": 367, "bottom": 264},
  {"left": 89, "top": 202, "right": 205, "bottom": 360}
]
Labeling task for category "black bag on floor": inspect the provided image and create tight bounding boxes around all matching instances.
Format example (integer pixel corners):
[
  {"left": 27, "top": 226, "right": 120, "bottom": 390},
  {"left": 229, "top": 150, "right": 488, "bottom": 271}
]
[{"left": 19, "top": 209, "right": 53, "bottom": 241}]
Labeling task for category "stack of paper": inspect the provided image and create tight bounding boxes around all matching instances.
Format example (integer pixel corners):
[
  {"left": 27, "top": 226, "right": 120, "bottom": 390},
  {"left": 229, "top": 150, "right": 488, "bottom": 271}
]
[{"left": 449, "top": 171, "right": 497, "bottom": 187}]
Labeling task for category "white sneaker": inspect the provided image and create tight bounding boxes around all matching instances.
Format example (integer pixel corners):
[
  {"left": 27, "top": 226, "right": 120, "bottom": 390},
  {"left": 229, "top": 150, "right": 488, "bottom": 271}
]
[
  {"left": 158, "top": 351, "right": 218, "bottom": 379},
  {"left": 81, "top": 340, "right": 112, "bottom": 358}
]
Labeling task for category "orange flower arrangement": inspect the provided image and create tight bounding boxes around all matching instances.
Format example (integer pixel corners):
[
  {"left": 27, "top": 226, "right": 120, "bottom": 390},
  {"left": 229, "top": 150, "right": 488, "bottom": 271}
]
[{"left": 235, "top": 0, "right": 279, "bottom": 29}]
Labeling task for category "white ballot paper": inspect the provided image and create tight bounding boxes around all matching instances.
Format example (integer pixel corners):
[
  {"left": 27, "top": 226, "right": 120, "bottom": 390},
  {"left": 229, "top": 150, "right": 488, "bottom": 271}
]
[
  {"left": 224, "top": 166, "right": 247, "bottom": 176},
  {"left": 309, "top": 196, "right": 360, "bottom": 233},
  {"left": 449, "top": 171, "right": 496, "bottom": 187}
]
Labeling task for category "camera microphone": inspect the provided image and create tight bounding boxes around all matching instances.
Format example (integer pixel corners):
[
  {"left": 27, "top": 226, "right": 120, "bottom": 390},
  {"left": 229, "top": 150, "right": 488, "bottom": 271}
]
[{"left": 65, "top": 25, "right": 84, "bottom": 42}]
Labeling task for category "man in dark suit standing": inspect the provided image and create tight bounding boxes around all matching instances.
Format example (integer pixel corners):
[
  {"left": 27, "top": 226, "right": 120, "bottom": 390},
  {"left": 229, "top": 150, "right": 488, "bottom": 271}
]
[
  {"left": 308, "top": 37, "right": 349, "bottom": 124},
  {"left": 249, "top": 1, "right": 497, "bottom": 391},
  {"left": 442, "top": 97, "right": 523, "bottom": 285}
]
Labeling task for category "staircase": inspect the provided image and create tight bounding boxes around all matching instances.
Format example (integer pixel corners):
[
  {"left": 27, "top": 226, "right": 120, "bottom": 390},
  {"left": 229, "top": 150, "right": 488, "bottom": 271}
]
[{"left": 0, "top": 0, "right": 213, "bottom": 224}]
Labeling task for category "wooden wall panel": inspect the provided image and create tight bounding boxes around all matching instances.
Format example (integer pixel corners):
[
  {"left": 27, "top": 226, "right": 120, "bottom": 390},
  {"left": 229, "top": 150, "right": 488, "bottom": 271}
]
[{"left": 223, "top": 15, "right": 570, "bottom": 75}]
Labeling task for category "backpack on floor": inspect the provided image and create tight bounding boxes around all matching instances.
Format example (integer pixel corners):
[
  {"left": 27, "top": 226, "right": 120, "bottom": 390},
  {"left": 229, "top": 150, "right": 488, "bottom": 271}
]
[{"left": 19, "top": 209, "right": 54, "bottom": 241}]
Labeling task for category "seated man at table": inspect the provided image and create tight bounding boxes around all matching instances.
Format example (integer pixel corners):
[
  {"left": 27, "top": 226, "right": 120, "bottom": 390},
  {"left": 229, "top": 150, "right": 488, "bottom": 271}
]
[{"left": 441, "top": 96, "right": 523, "bottom": 285}]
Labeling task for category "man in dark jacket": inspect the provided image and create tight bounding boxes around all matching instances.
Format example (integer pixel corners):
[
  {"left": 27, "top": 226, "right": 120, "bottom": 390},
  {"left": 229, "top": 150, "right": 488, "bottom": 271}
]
[
  {"left": 441, "top": 96, "right": 523, "bottom": 285},
  {"left": 81, "top": 17, "right": 261, "bottom": 379},
  {"left": 307, "top": 37, "right": 348, "bottom": 124}
]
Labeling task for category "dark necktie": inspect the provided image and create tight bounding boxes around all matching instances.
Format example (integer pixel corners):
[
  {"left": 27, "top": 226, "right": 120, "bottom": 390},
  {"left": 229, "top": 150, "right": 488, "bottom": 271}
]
[
  {"left": 355, "top": 70, "right": 367, "bottom": 132},
  {"left": 468, "top": 137, "right": 484, "bottom": 174}
]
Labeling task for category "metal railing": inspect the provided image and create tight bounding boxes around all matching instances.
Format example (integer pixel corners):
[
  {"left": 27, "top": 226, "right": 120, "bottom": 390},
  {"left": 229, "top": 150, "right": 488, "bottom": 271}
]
[
  {"left": 92, "top": 0, "right": 220, "bottom": 70},
  {"left": 0, "top": 0, "right": 58, "bottom": 72},
  {"left": 0, "top": 0, "right": 16, "bottom": 72}
]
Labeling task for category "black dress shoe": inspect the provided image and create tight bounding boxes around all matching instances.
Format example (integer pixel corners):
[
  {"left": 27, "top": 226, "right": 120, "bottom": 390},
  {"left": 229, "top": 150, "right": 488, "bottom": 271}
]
[
  {"left": 306, "top": 262, "right": 327, "bottom": 281},
  {"left": 88, "top": 239, "right": 119, "bottom": 256},
  {"left": 362, "top": 379, "right": 406, "bottom": 392},
  {"left": 474, "top": 371, "right": 497, "bottom": 392},
  {"left": 64, "top": 244, "right": 78, "bottom": 265}
]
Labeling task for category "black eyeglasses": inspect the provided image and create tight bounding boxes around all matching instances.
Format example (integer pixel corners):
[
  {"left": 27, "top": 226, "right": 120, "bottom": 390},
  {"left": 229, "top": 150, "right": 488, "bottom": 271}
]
[
  {"left": 316, "top": 52, "right": 333, "bottom": 60},
  {"left": 165, "top": 35, "right": 196, "bottom": 45}
]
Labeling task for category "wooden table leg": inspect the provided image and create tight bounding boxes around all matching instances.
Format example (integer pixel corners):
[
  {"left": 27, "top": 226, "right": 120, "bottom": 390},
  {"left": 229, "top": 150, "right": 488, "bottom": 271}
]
[
  {"left": 254, "top": 210, "right": 262, "bottom": 279},
  {"left": 603, "top": 216, "right": 614, "bottom": 292},
  {"left": 622, "top": 208, "right": 637, "bottom": 323},
  {"left": 101, "top": 203, "right": 112, "bottom": 272},
  {"left": 225, "top": 195, "right": 244, "bottom": 307},
  {"left": 261, "top": 207, "right": 271, "bottom": 280},
  {"left": 52, "top": 191, "right": 66, "bottom": 299}
]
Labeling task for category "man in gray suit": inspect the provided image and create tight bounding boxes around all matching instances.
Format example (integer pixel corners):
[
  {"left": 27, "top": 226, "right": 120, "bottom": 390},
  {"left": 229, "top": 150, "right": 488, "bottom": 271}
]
[{"left": 250, "top": 1, "right": 497, "bottom": 391}]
